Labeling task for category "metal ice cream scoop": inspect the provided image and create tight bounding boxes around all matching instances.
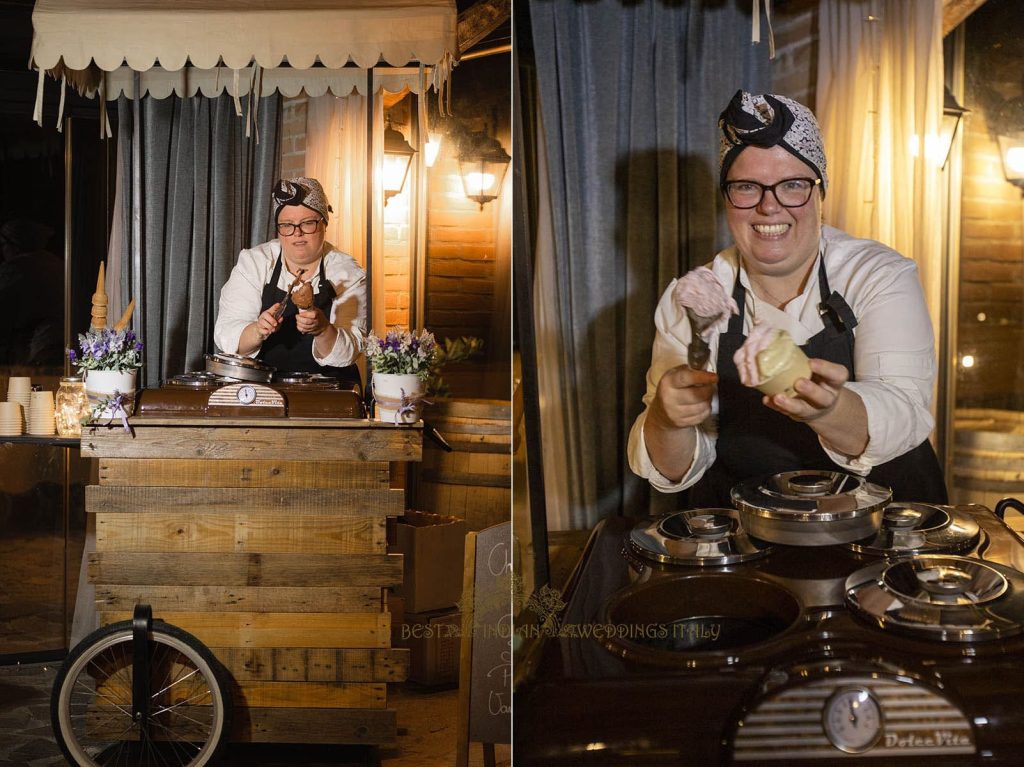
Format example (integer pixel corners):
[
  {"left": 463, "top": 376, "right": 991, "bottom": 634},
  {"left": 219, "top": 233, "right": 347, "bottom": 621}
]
[{"left": 686, "top": 307, "right": 716, "bottom": 370}]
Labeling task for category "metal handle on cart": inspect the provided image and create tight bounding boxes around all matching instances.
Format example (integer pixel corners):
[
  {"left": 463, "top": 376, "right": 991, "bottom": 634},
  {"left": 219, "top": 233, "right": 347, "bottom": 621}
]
[
  {"left": 132, "top": 604, "right": 153, "bottom": 723},
  {"left": 994, "top": 498, "right": 1024, "bottom": 521}
]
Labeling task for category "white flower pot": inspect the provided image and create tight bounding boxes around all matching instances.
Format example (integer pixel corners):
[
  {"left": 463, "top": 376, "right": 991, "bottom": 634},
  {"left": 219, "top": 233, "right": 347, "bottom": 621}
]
[
  {"left": 84, "top": 369, "right": 138, "bottom": 420},
  {"left": 372, "top": 373, "right": 424, "bottom": 424}
]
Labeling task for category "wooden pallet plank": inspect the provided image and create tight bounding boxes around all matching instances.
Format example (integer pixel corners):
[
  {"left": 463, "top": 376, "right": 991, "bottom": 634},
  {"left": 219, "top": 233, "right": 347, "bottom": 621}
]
[
  {"left": 98, "top": 459, "right": 391, "bottom": 489},
  {"left": 99, "top": 611, "right": 391, "bottom": 649},
  {"left": 94, "top": 512, "right": 386, "bottom": 554},
  {"left": 212, "top": 648, "right": 409, "bottom": 683},
  {"left": 82, "top": 424, "right": 421, "bottom": 462},
  {"left": 94, "top": 585, "right": 383, "bottom": 613},
  {"left": 88, "top": 552, "right": 403, "bottom": 587},
  {"left": 232, "top": 681, "right": 386, "bottom": 709},
  {"left": 87, "top": 486, "right": 402, "bottom": 517},
  {"left": 230, "top": 707, "right": 397, "bottom": 744}
]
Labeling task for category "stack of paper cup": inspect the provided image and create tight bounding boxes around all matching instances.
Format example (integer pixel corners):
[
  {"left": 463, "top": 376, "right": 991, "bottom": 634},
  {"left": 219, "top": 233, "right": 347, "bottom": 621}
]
[
  {"left": 0, "top": 401, "right": 22, "bottom": 436},
  {"left": 28, "top": 390, "right": 56, "bottom": 436},
  {"left": 7, "top": 377, "right": 31, "bottom": 424}
]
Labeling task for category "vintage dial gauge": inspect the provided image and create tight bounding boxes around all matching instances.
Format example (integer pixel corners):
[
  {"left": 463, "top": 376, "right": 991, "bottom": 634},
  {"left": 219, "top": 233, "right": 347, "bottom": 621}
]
[
  {"left": 236, "top": 384, "right": 258, "bottom": 405},
  {"left": 822, "top": 686, "right": 883, "bottom": 753}
]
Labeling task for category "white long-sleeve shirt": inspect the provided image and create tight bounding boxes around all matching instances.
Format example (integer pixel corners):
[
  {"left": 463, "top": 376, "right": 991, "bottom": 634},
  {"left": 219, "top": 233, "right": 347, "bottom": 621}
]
[
  {"left": 627, "top": 225, "right": 937, "bottom": 492},
  {"left": 214, "top": 239, "right": 366, "bottom": 368}
]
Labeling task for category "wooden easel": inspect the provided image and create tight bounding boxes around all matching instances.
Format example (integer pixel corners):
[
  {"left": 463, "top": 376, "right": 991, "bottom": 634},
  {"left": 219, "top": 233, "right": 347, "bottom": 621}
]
[{"left": 456, "top": 522, "right": 512, "bottom": 767}]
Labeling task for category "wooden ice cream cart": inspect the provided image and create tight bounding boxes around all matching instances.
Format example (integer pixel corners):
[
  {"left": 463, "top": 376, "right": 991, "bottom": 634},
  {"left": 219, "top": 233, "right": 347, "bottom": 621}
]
[{"left": 80, "top": 404, "right": 416, "bottom": 746}]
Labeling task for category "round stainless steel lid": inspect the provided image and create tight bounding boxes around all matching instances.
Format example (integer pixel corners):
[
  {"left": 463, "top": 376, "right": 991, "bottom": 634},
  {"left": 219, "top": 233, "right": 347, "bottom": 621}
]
[
  {"left": 847, "top": 503, "right": 982, "bottom": 556},
  {"left": 628, "top": 509, "right": 773, "bottom": 566},
  {"left": 272, "top": 371, "right": 339, "bottom": 389},
  {"left": 845, "top": 555, "right": 1024, "bottom": 641},
  {"left": 205, "top": 353, "right": 274, "bottom": 382},
  {"left": 167, "top": 371, "right": 224, "bottom": 388},
  {"left": 731, "top": 470, "right": 892, "bottom": 522}
]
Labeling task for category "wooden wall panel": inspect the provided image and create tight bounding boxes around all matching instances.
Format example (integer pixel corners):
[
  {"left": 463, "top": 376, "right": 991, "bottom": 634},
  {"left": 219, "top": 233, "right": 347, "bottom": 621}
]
[
  {"left": 89, "top": 552, "right": 404, "bottom": 587},
  {"left": 230, "top": 707, "right": 397, "bottom": 745},
  {"left": 98, "top": 459, "right": 392, "bottom": 489},
  {"left": 85, "top": 418, "right": 412, "bottom": 746},
  {"left": 94, "top": 512, "right": 386, "bottom": 554},
  {"left": 94, "top": 585, "right": 383, "bottom": 613},
  {"left": 98, "top": 611, "right": 390, "bottom": 649},
  {"left": 87, "top": 486, "right": 403, "bottom": 517},
  {"left": 82, "top": 423, "right": 422, "bottom": 462},
  {"left": 214, "top": 647, "right": 409, "bottom": 683}
]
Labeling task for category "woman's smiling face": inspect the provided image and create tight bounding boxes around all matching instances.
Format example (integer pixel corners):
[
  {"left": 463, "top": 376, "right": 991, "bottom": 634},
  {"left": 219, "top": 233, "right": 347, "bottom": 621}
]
[
  {"left": 277, "top": 204, "right": 326, "bottom": 268},
  {"left": 724, "top": 144, "right": 823, "bottom": 280}
]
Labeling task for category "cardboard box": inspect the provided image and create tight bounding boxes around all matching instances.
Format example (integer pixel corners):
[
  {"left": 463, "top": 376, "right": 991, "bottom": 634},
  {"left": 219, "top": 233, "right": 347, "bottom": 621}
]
[
  {"left": 390, "top": 510, "right": 467, "bottom": 613},
  {"left": 395, "top": 608, "right": 461, "bottom": 686}
]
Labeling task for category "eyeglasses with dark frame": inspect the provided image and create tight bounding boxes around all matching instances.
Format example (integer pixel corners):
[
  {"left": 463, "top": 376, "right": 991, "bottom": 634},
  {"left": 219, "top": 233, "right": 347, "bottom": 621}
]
[
  {"left": 276, "top": 218, "right": 324, "bottom": 236},
  {"left": 722, "top": 177, "right": 822, "bottom": 209}
]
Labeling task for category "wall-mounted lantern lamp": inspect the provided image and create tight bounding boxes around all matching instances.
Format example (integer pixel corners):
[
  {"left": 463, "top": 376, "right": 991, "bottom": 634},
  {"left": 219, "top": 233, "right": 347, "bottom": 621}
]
[
  {"left": 458, "top": 130, "right": 511, "bottom": 210},
  {"left": 998, "top": 131, "right": 1024, "bottom": 188},
  {"left": 383, "top": 119, "right": 416, "bottom": 205},
  {"left": 424, "top": 132, "right": 442, "bottom": 168},
  {"left": 940, "top": 87, "right": 970, "bottom": 170}
]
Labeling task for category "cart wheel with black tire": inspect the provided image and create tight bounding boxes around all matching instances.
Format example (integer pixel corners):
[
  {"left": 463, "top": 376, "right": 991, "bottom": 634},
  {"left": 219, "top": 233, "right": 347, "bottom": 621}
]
[{"left": 51, "top": 605, "right": 232, "bottom": 767}]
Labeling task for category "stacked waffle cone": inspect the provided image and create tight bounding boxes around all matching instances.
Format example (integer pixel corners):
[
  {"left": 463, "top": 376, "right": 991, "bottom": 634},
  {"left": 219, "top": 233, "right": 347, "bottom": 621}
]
[
  {"left": 90, "top": 262, "right": 107, "bottom": 328},
  {"left": 90, "top": 262, "right": 136, "bottom": 331}
]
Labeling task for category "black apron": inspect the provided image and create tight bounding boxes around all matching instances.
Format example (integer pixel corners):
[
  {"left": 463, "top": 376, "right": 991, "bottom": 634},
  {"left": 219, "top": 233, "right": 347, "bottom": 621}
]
[
  {"left": 688, "top": 259, "right": 947, "bottom": 507},
  {"left": 257, "top": 253, "right": 360, "bottom": 387}
]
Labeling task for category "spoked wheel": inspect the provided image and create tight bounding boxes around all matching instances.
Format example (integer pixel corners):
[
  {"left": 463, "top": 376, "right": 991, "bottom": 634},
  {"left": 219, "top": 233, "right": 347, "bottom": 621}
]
[{"left": 51, "top": 619, "right": 232, "bottom": 767}]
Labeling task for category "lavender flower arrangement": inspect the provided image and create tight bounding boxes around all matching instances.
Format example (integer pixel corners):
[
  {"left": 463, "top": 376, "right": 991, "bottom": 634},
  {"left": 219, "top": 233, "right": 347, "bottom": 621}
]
[
  {"left": 66, "top": 327, "right": 144, "bottom": 373},
  {"left": 365, "top": 327, "right": 437, "bottom": 379}
]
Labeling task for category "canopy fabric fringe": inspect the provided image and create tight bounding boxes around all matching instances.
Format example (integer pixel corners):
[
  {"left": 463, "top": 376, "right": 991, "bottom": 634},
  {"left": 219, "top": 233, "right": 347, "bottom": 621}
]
[
  {"left": 751, "top": 0, "right": 776, "bottom": 60},
  {"left": 32, "top": 65, "right": 437, "bottom": 130},
  {"left": 29, "top": 0, "right": 457, "bottom": 129}
]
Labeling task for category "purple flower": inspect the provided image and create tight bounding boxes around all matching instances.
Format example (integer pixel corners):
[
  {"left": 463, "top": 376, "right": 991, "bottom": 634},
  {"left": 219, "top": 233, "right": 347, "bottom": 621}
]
[{"left": 67, "top": 348, "right": 78, "bottom": 364}]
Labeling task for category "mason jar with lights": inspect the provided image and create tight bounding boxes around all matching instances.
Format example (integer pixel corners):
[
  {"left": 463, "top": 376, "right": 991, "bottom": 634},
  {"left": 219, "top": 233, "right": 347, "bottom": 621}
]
[{"left": 55, "top": 376, "right": 90, "bottom": 437}]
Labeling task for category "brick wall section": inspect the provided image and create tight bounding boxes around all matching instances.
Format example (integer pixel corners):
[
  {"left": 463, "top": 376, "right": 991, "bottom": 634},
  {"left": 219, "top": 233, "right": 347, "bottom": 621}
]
[
  {"left": 770, "top": 0, "right": 818, "bottom": 108},
  {"left": 383, "top": 194, "right": 412, "bottom": 328},
  {"left": 956, "top": 108, "right": 1024, "bottom": 407},
  {"left": 424, "top": 145, "right": 499, "bottom": 343},
  {"left": 280, "top": 96, "right": 308, "bottom": 179}
]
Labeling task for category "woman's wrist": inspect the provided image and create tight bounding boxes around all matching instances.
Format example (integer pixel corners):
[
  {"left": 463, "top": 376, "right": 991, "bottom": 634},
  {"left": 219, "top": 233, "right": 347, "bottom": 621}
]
[{"left": 313, "top": 323, "right": 337, "bottom": 355}]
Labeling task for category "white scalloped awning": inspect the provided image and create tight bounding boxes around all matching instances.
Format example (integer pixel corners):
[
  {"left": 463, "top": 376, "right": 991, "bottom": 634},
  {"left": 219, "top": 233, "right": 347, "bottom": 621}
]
[
  {"left": 101, "top": 66, "right": 434, "bottom": 101},
  {"left": 30, "top": 0, "right": 456, "bottom": 133},
  {"left": 30, "top": 0, "right": 457, "bottom": 72}
]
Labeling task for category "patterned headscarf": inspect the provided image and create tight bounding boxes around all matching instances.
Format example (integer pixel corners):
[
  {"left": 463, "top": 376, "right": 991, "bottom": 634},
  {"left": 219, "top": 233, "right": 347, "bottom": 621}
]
[
  {"left": 718, "top": 90, "right": 828, "bottom": 193},
  {"left": 272, "top": 177, "right": 333, "bottom": 223}
]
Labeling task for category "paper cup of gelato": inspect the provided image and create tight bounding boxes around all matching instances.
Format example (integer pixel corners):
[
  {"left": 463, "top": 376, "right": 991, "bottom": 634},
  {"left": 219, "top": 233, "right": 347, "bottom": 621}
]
[{"left": 734, "top": 325, "right": 811, "bottom": 397}]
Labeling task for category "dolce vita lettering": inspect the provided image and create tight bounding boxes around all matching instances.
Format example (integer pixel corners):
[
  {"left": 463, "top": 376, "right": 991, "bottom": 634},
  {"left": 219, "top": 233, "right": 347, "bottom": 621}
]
[{"left": 883, "top": 730, "right": 971, "bottom": 749}]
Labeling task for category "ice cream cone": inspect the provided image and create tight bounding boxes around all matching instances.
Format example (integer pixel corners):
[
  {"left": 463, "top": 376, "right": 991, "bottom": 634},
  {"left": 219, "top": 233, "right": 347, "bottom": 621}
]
[
  {"left": 91, "top": 262, "right": 108, "bottom": 329},
  {"left": 113, "top": 298, "right": 135, "bottom": 331},
  {"left": 754, "top": 331, "right": 811, "bottom": 397}
]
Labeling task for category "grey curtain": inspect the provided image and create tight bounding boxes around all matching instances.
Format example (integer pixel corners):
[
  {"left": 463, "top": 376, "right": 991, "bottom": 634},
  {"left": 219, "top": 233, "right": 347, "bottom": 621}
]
[
  {"left": 526, "top": 0, "right": 771, "bottom": 527},
  {"left": 116, "top": 92, "right": 281, "bottom": 388}
]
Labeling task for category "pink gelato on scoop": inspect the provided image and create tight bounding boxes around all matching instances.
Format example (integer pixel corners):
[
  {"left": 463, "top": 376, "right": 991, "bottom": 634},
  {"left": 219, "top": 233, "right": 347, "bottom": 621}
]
[
  {"left": 733, "top": 323, "right": 778, "bottom": 387},
  {"left": 673, "top": 267, "right": 740, "bottom": 331}
]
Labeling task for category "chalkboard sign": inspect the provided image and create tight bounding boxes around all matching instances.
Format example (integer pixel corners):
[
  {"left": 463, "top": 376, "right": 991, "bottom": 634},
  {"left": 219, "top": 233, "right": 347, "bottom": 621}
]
[{"left": 458, "top": 521, "right": 512, "bottom": 751}]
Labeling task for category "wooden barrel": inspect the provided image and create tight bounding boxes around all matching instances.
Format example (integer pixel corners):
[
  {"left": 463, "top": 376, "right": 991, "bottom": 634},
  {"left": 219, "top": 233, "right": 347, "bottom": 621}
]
[
  {"left": 952, "top": 409, "right": 1024, "bottom": 531},
  {"left": 416, "top": 398, "right": 511, "bottom": 531}
]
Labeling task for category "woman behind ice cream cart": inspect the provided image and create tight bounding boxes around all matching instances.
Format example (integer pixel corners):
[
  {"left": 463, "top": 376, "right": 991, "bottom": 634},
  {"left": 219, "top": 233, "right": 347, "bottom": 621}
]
[
  {"left": 627, "top": 90, "right": 947, "bottom": 506},
  {"left": 214, "top": 177, "right": 366, "bottom": 387}
]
